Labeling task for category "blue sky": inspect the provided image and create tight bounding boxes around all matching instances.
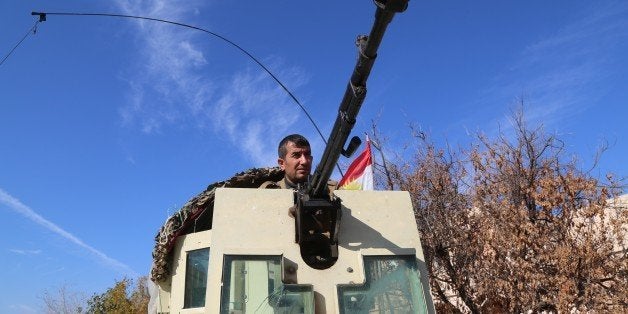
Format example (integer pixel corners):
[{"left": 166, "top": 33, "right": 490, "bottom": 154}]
[{"left": 1, "top": 1, "right": 627, "bottom": 312}]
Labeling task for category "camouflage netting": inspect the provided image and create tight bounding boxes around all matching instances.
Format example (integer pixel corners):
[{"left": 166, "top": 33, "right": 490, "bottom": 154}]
[{"left": 151, "top": 167, "right": 284, "bottom": 282}]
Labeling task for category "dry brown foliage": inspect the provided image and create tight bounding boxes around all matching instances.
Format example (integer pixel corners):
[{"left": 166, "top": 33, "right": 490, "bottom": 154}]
[{"left": 378, "top": 113, "right": 627, "bottom": 313}]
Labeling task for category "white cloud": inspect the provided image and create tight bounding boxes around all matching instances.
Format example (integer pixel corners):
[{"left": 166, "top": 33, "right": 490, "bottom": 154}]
[
  {"left": 114, "top": 0, "right": 309, "bottom": 165},
  {"left": 478, "top": 2, "right": 628, "bottom": 132},
  {"left": 8, "top": 304, "right": 37, "bottom": 314},
  {"left": 9, "top": 249, "right": 42, "bottom": 255},
  {"left": 0, "top": 188, "right": 137, "bottom": 277},
  {"left": 115, "top": 0, "right": 214, "bottom": 134},
  {"left": 209, "top": 66, "right": 306, "bottom": 166},
  {"left": 40, "top": 266, "right": 66, "bottom": 276}
]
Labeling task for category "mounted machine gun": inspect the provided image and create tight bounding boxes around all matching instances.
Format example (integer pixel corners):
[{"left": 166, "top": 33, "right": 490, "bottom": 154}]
[
  {"left": 149, "top": 1, "right": 434, "bottom": 312},
  {"left": 295, "top": 0, "right": 409, "bottom": 270}
]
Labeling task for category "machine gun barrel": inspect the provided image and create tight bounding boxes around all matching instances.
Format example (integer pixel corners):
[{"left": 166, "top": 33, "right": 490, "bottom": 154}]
[
  {"left": 309, "top": 0, "right": 408, "bottom": 196},
  {"left": 295, "top": 0, "right": 408, "bottom": 270}
]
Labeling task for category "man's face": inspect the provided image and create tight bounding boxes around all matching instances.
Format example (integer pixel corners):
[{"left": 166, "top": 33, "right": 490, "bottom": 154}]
[{"left": 278, "top": 141, "right": 312, "bottom": 184}]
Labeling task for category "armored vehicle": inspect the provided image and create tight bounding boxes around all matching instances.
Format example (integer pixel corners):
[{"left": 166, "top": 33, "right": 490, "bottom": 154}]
[{"left": 149, "top": 1, "right": 435, "bottom": 312}]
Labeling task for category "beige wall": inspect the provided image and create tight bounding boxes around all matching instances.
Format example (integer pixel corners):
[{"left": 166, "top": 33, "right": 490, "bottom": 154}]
[{"left": 157, "top": 188, "right": 435, "bottom": 313}]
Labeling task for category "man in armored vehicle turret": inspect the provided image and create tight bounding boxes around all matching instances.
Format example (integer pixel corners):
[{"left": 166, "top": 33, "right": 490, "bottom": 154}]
[
  {"left": 261, "top": 134, "right": 336, "bottom": 193},
  {"left": 275, "top": 134, "right": 313, "bottom": 189}
]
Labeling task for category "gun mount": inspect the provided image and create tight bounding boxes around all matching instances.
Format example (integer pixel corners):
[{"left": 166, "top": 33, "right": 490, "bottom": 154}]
[{"left": 295, "top": 0, "right": 408, "bottom": 270}]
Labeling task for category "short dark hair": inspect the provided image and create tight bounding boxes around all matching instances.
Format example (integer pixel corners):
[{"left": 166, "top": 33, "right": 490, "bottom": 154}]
[{"left": 278, "top": 134, "right": 310, "bottom": 158}]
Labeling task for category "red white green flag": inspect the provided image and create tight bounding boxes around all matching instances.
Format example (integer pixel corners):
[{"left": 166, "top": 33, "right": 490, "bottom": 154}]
[{"left": 338, "top": 136, "right": 374, "bottom": 190}]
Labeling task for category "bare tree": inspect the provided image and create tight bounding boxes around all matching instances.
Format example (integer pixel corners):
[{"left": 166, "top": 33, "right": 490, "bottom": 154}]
[
  {"left": 370, "top": 118, "right": 395, "bottom": 190},
  {"left": 384, "top": 110, "right": 627, "bottom": 313},
  {"left": 469, "top": 112, "right": 626, "bottom": 312},
  {"left": 41, "top": 285, "right": 86, "bottom": 314}
]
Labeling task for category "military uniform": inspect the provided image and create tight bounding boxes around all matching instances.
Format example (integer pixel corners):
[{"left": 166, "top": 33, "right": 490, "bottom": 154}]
[
  {"left": 259, "top": 177, "right": 338, "bottom": 194},
  {"left": 259, "top": 177, "right": 294, "bottom": 190}
]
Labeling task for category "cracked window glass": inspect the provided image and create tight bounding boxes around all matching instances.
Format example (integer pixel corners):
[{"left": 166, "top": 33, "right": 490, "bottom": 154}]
[
  {"left": 220, "top": 255, "right": 314, "bottom": 314},
  {"left": 338, "top": 256, "right": 427, "bottom": 313}
]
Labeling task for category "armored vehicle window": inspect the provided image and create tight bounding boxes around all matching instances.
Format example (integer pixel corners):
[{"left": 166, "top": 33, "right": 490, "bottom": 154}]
[
  {"left": 337, "top": 256, "right": 427, "bottom": 313},
  {"left": 220, "top": 255, "right": 314, "bottom": 314},
  {"left": 183, "top": 248, "right": 210, "bottom": 308}
]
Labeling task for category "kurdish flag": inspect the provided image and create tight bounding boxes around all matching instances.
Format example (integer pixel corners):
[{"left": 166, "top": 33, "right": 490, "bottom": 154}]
[{"left": 338, "top": 136, "right": 374, "bottom": 190}]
